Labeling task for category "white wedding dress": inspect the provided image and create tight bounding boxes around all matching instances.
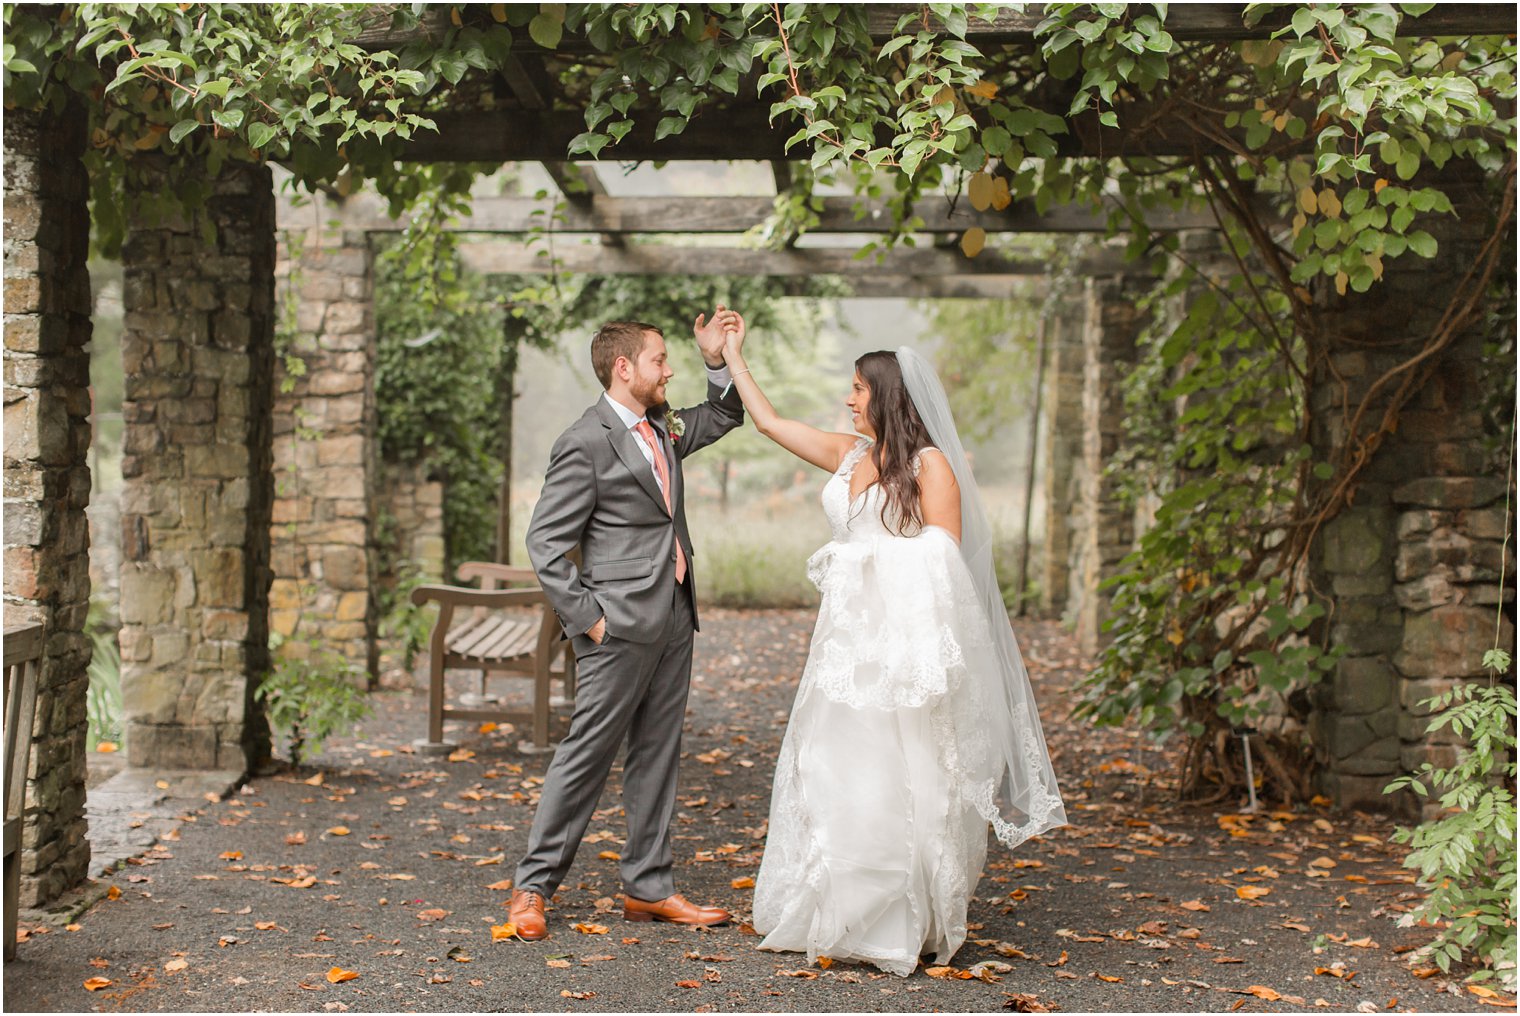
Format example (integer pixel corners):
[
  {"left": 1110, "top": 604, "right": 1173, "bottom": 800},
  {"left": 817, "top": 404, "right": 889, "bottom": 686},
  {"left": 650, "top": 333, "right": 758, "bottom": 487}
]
[{"left": 752, "top": 439, "right": 1065, "bottom": 976}]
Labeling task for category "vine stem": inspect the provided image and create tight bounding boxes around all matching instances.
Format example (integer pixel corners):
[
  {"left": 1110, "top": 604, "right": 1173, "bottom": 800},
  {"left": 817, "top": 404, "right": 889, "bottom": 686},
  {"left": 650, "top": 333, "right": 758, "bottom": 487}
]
[
  {"left": 766, "top": 3, "right": 900, "bottom": 169},
  {"left": 116, "top": 27, "right": 200, "bottom": 99}
]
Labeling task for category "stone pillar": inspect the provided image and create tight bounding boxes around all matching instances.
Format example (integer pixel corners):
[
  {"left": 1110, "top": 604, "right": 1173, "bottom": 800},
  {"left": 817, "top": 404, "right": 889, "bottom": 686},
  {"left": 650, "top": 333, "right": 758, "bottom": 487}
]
[
  {"left": 1074, "top": 273, "right": 1150, "bottom": 654},
  {"left": 1309, "top": 170, "right": 1515, "bottom": 808},
  {"left": 1040, "top": 294, "right": 1086, "bottom": 621},
  {"left": 378, "top": 461, "right": 446, "bottom": 586},
  {"left": 119, "top": 161, "right": 275, "bottom": 771},
  {"left": 270, "top": 200, "right": 378, "bottom": 681},
  {"left": 2, "top": 103, "right": 94, "bottom": 905}
]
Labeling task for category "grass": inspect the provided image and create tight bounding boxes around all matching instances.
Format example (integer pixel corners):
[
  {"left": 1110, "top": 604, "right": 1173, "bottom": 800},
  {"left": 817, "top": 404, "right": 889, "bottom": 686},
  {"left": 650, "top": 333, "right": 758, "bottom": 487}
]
[{"left": 690, "top": 500, "right": 829, "bottom": 608}]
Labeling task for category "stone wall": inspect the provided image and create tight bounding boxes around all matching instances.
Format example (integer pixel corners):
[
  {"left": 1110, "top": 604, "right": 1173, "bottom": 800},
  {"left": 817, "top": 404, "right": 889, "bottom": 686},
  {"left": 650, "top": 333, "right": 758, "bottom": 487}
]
[
  {"left": 118, "top": 161, "right": 275, "bottom": 771},
  {"left": 1309, "top": 170, "right": 1516, "bottom": 808},
  {"left": 1040, "top": 294, "right": 1086, "bottom": 621},
  {"left": 378, "top": 460, "right": 446, "bottom": 586},
  {"left": 2, "top": 104, "right": 94, "bottom": 904},
  {"left": 1074, "top": 273, "right": 1151, "bottom": 654},
  {"left": 270, "top": 204, "right": 378, "bottom": 681}
]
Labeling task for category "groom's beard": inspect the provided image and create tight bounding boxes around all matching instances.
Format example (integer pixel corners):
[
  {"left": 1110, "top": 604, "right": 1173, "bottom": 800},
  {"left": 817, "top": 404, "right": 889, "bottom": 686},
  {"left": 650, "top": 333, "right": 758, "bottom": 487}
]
[{"left": 629, "top": 375, "right": 667, "bottom": 410}]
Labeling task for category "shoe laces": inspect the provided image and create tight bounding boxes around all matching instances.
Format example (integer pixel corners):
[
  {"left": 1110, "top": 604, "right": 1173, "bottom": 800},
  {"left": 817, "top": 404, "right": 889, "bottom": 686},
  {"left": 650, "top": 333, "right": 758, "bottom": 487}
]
[{"left": 517, "top": 890, "right": 543, "bottom": 906}]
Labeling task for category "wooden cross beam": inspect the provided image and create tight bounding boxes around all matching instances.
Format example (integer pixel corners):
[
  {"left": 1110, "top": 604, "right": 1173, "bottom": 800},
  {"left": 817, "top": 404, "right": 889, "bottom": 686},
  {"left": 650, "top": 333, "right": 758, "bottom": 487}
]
[
  {"left": 456, "top": 239, "right": 1135, "bottom": 278},
  {"left": 275, "top": 192, "right": 1214, "bottom": 235}
]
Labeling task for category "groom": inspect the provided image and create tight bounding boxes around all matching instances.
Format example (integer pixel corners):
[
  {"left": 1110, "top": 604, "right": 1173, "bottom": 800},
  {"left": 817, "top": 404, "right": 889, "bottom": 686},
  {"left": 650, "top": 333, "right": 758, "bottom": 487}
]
[{"left": 508, "top": 309, "right": 745, "bottom": 940}]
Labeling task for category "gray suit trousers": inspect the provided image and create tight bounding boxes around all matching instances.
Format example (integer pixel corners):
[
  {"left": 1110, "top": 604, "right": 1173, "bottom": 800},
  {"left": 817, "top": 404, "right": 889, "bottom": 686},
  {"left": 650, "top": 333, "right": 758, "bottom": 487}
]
[{"left": 514, "top": 583, "right": 695, "bottom": 902}]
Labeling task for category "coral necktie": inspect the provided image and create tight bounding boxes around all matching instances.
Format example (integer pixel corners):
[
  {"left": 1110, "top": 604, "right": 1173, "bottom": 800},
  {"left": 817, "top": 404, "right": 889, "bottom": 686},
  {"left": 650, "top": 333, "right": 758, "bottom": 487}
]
[{"left": 634, "top": 420, "right": 686, "bottom": 584}]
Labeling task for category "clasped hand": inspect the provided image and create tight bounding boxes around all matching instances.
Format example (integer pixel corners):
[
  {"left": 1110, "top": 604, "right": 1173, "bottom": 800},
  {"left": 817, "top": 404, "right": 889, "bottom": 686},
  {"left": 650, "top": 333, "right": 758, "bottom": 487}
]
[{"left": 693, "top": 303, "right": 746, "bottom": 364}]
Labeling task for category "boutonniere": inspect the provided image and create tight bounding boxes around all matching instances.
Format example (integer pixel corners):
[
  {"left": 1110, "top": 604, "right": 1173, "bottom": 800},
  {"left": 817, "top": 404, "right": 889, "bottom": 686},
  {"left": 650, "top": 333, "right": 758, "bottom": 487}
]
[{"left": 664, "top": 409, "right": 685, "bottom": 441}]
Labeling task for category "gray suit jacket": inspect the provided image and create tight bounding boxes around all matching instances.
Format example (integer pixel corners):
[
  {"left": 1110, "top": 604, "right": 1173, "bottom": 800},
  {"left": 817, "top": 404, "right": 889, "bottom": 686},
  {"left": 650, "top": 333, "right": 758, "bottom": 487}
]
[{"left": 526, "top": 379, "right": 744, "bottom": 644}]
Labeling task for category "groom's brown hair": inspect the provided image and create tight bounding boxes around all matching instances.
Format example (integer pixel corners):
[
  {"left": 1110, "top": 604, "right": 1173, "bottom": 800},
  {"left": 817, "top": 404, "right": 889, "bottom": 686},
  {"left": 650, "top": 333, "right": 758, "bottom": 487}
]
[{"left": 591, "top": 321, "right": 663, "bottom": 390}]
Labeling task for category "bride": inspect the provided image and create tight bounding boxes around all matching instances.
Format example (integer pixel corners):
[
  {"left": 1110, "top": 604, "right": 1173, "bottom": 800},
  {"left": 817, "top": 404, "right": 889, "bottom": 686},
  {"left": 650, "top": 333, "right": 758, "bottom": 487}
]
[{"left": 719, "top": 318, "right": 1067, "bottom": 977}]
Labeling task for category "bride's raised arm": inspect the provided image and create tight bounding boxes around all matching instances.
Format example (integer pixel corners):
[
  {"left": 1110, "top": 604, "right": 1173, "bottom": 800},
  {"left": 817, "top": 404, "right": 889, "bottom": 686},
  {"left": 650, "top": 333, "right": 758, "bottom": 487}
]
[{"left": 721, "top": 314, "right": 858, "bottom": 473}]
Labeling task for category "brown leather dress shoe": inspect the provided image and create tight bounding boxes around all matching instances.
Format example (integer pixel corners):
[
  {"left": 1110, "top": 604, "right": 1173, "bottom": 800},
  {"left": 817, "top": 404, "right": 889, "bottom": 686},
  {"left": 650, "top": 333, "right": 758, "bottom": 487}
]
[
  {"left": 508, "top": 888, "right": 549, "bottom": 940},
  {"left": 623, "top": 893, "right": 731, "bottom": 926}
]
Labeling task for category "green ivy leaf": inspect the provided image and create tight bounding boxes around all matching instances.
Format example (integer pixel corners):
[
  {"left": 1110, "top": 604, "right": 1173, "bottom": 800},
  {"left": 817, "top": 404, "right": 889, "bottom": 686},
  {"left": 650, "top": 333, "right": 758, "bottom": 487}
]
[
  {"left": 247, "top": 122, "right": 277, "bottom": 151},
  {"left": 528, "top": 13, "right": 562, "bottom": 50}
]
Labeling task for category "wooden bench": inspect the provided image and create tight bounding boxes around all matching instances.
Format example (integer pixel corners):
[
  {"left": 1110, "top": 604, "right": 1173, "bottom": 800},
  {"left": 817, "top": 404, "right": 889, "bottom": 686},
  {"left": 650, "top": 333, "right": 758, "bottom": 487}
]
[
  {"left": 409, "top": 563, "right": 576, "bottom": 752},
  {"left": 4, "top": 623, "right": 44, "bottom": 961}
]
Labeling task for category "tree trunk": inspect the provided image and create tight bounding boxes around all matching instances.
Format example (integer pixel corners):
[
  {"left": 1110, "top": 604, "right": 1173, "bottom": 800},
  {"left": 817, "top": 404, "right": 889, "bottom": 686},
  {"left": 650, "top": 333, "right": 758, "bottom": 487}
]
[{"left": 1015, "top": 316, "right": 1048, "bottom": 617}]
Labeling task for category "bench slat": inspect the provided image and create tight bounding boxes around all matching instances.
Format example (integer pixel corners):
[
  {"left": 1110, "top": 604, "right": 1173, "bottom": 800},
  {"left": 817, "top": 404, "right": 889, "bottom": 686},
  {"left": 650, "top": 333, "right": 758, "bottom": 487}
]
[
  {"left": 451, "top": 619, "right": 534, "bottom": 661},
  {"left": 475, "top": 620, "right": 536, "bottom": 661},
  {"left": 449, "top": 615, "right": 522, "bottom": 658}
]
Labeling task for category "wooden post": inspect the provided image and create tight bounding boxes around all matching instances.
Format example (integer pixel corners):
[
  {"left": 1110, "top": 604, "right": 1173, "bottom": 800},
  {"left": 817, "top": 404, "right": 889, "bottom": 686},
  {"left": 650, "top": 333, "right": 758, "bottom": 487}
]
[
  {"left": 495, "top": 311, "right": 521, "bottom": 564},
  {"left": 1014, "top": 316, "right": 1049, "bottom": 617}
]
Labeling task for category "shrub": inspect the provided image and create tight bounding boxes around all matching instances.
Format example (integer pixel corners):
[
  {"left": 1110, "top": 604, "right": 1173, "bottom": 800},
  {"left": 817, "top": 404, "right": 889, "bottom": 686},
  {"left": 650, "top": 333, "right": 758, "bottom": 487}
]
[
  {"left": 1385, "top": 649, "right": 1517, "bottom": 991},
  {"left": 256, "top": 636, "right": 372, "bottom": 767}
]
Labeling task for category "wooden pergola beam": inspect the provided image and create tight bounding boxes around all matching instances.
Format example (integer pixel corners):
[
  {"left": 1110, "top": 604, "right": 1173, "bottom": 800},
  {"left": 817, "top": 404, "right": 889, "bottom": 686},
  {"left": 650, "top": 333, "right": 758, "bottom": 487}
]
[
  {"left": 456, "top": 240, "right": 1134, "bottom": 278},
  {"left": 357, "top": 4, "right": 1512, "bottom": 52},
  {"left": 863, "top": 3, "right": 1511, "bottom": 41},
  {"left": 393, "top": 105, "right": 1232, "bottom": 163},
  {"left": 277, "top": 193, "right": 1213, "bottom": 235}
]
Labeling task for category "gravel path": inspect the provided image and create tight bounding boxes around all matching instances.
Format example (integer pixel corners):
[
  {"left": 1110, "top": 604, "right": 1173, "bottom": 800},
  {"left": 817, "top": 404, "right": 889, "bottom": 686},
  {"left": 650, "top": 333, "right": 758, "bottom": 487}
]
[{"left": 4, "top": 611, "right": 1495, "bottom": 1013}]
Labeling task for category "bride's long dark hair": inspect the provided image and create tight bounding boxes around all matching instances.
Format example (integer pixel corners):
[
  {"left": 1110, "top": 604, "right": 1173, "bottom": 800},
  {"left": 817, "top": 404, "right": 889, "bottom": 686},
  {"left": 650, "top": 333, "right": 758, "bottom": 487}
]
[{"left": 855, "top": 351, "right": 936, "bottom": 535}]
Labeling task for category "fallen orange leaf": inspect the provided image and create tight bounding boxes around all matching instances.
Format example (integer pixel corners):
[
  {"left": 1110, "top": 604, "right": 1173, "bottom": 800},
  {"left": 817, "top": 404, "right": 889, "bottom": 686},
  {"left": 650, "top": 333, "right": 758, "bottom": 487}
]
[
  {"left": 731, "top": 877, "right": 755, "bottom": 889},
  {"left": 479, "top": 722, "right": 498, "bottom": 733},
  {"left": 1180, "top": 899, "right": 1210, "bottom": 912},
  {"left": 326, "top": 826, "right": 350, "bottom": 837},
  {"left": 676, "top": 980, "right": 701, "bottom": 988},
  {"left": 816, "top": 957, "right": 833, "bottom": 969},
  {"left": 597, "top": 850, "right": 620, "bottom": 861},
  {"left": 417, "top": 909, "right": 449, "bottom": 922},
  {"left": 925, "top": 966, "right": 974, "bottom": 979},
  {"left": 573, "top": 923, "right": 609, "bottom": 935},
  {"left": 491, "top": 923, "right": 517, "bottom": 941},
  {"left": 487, "top": 879, "right": 514, "bottom": 891},
  {"left": 562, "top": 990, "right": 596, "bottom": 999},
  {"left": 219, "top": 851, "right": 242, "bottom": 860},
  {"left": 164, "top": 958, "right": 188, "bottom": 973},
  {"left": 254, "top": 921, "right": 278, "bottom": 931},
  {"left": 96, "top": 742, "right": 118, "bottom": 753},
  {"left": 83, "top": 977, "right": 112, "bottom": 991},
  {"left": 1095, "top": 973, "right": 1124, "bottom": 982},
  {"left": 1247, "top": 985, "right": 1281, "bottom": 1000},
  {"left": 1236, "top": 885, "right": 1271, "bottom": 900},
  {"left": 326, "top": 966, "right": 359, "bottom": 984}
]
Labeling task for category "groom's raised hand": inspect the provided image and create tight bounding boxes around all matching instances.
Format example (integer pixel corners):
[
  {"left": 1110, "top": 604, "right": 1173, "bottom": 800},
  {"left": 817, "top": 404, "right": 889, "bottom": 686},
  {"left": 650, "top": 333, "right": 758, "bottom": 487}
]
[{"left": 694, "top": 303, "right": 737, "bottom": 367}]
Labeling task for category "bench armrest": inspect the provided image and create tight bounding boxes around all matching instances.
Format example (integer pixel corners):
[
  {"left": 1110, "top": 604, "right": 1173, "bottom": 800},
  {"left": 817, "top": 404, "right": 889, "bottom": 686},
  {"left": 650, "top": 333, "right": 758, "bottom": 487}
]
[
  {"left": 455, "top": 561, "right": 539, "bottom": 589},
  {"left": 410, "top": 584, "right": 547, "bottom": 609}
]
